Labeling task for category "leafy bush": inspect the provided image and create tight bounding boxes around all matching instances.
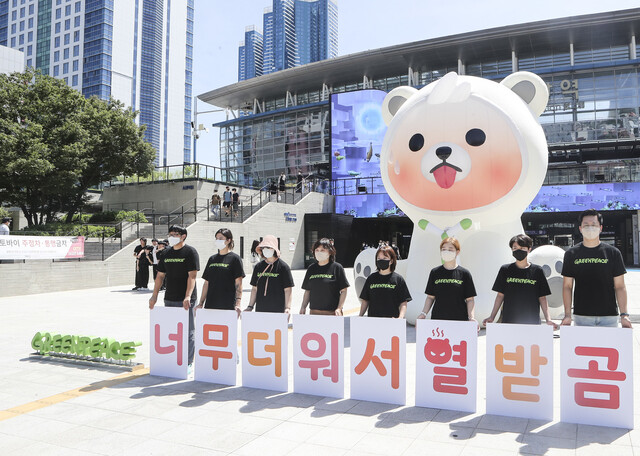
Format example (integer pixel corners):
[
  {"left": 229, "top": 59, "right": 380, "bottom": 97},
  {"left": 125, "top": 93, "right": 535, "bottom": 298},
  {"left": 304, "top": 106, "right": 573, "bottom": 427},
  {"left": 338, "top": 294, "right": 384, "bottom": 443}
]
[
  {"left": 115, "top": 210, "right": 148, "bottom": 223},
  {"left": 71, "top": 213, "right": 92, "bottom": 223},
  {"left": 20, "top": 222, "right": 116, "bottom": 238},
  {"left": 0, "top": 207, "right": 10, "bottom": 219},
  {"left": 88, "top": 211, "right": 118, "bottom": 223}
]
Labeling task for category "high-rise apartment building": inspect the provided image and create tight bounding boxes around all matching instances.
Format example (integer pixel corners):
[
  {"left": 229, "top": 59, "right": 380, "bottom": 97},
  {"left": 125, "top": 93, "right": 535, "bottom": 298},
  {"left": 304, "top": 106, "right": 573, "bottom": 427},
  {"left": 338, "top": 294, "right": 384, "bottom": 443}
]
[
  {"left": 0, "top": 0, "right": 193, "bottom": 166},
  {"left": 238, "top": 0, "right": 337, "bottom": 81},
  {"left": 238, "top": 25, "right": 263, "bottom": 81}
]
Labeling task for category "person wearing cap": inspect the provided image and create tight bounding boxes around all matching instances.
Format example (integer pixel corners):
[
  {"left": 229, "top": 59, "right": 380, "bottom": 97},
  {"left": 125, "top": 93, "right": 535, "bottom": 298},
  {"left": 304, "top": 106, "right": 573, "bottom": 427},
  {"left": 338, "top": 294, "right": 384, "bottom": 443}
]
[
  {"left": 245, "top": 235, "right": 294, "bottom": 313},
  {"left": 0, "top": 217, "right": 11, "bottom": 235}
]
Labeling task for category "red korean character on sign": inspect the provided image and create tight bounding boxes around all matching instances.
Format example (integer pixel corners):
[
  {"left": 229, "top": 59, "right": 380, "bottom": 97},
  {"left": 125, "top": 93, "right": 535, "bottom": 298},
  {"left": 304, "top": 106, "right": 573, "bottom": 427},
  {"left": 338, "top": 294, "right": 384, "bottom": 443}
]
[
  {"left": 424, "top": 337, "right": 468, "bottom": 395},
  {"left": 355, "top": 336, "right": 400, "bottom": 389},
  {"left": 154, "top": 322, "right": 184, "bottom": 366},
  {"left": 199, "top": 324, "right": 233, "bottom": 370},
  {"left": 298, "top": 332, "right": 339, "bottom": 383},
  {"left": 495, "top": 344, "right": 547, "bottom": 402},
  {"left": 248, "top": 330, "right": 283, "bottom": 377},
  {"left": 568, "top": 346, "right": 626, "bottom": 409}
]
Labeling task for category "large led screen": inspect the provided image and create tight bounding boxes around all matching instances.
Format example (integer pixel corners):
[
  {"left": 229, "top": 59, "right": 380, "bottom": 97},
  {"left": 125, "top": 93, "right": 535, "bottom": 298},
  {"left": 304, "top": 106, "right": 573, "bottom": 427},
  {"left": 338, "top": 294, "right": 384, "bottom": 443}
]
[
  {"left": 331, "top": 90, "right": 388, "bottom": 180},
  {"left": 527, "top": 182, "right": 640, "bottom": 212}
]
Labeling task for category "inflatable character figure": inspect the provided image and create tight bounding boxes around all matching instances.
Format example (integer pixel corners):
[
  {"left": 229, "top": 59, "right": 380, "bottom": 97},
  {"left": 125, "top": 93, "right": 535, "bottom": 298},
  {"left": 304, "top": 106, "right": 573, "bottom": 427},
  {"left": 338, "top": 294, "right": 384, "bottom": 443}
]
[{"left": 353, "top": 72, "right": 549, "bottom": 324}]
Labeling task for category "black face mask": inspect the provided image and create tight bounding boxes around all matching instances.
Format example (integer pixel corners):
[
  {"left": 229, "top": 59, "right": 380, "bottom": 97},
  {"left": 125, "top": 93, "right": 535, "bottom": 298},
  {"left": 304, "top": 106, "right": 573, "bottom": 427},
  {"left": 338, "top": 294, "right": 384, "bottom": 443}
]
[
  {"left": 376, "top": 259, "right": 391, "bottom": 270},
  {"left": 512, "top": 249, "right": 528, "bottom": 261}
]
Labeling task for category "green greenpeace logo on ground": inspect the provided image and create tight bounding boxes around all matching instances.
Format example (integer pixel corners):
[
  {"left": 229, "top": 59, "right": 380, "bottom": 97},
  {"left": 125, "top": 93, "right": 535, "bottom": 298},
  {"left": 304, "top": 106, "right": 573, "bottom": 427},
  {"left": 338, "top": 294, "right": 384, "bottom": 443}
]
[
  {"left": 574, "top": 258, "right": 608, "bottom": 265},
  {"left": 434, "top": 279, "right": 463, "bottom": 285},
  {"left": 309, "top": 274, "right": 333, "bottom": 280},
  {"left": 370, "top": 283, "right": 396, "bottom": 289},
  {"left": 506, "top": 278, "right": 536, "bottom": 285},
  {"left": 31, "top": 332, "right": 141, "bottom": 361}
]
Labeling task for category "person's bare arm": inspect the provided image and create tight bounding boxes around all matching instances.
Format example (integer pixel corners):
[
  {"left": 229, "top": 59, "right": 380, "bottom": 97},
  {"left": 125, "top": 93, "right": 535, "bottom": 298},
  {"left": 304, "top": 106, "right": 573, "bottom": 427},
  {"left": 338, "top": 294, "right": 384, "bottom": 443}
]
[
  {"left": 483, "top": 293, "right": 504, "bottom": 326},
  {"left": 234, "top": 276, "right": 244, "bottom": 316},
  {"left": 539, "top": 296, "right": 559, "bottom": 329},
  {"left": 614, "top": 275, "right": 631, "bottom": 328},
  {"left": 284, "top": 287, "right": 292, "bottom": 314},
  {"left": 358, "top": 299, "right": 369, "bottom": 317},
  {"left": 335, "top": 288, "right": 348, "bottom": 316},
  {"left": 183, "top": 270, "right": 197, "bottom": 310},
  {"left": 149, "top": 272, "right": 165, "bottom": 309},
  {"left": 197, "top": 281, "right": 209, "bottom": 308},
  {"left": 417, "top": 295, "right": 435, "bottom": 319},
  {"left": 299, "top": 290, "right": 311, "bottom": 314},
  {"left": 245, "top": 286, "right": 258, "bottom": 311},
  {"left": 561, "top": 276, "right": 574, "bottom": 326},
  {"left": 397, "top": 301, "right": 407, "bottom": 319}
]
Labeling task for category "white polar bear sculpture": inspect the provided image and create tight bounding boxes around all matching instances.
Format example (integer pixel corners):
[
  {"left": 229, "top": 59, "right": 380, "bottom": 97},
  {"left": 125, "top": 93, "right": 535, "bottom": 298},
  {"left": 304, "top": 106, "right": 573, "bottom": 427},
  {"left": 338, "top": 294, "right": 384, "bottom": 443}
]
[{"left": 354, "top": 71, "right": 550, "bottom": 325}]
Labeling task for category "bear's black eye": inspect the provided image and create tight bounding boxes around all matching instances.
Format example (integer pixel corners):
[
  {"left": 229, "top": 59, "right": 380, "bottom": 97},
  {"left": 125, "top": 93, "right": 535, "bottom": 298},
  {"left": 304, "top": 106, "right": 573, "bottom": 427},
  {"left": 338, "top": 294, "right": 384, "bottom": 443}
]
[
  {"left": 465, "top": 128, "right": 486, "bottom": 147},
  {"left": 409, "top": 133, "right": 424, "bottom": 152}
]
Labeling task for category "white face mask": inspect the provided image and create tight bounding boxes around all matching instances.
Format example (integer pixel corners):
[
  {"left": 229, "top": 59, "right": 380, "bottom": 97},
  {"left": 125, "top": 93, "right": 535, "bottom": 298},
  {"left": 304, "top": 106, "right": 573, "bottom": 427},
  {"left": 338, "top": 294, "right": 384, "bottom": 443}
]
[
  {"left": 315, "top": 251, "right": 330, "bottom": 262},
  {"left": 581, "top": 226, "right": 600, "bottom": 240},
  {"left": 441, "top": 250, "right": 457, "bottom": 262},
  {"left": 215, "top": 239, "right": 227, "bottom": 250},
  {"left": 168, "top": 236, "right": 181, "bottom": 247},
  {"left": 262, "top": 248, "right": 275, "bottom": 258}
]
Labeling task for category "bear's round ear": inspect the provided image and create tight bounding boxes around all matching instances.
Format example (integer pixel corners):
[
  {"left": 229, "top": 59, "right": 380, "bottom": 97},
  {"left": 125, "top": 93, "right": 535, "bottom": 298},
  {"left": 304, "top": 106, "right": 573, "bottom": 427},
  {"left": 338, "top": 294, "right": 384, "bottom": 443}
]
[
  {"left": 381, "top": 86, "right": 419, "bottom": 125},
  {"left": 500, "top": 71, "right": 549, "bottom": 118}
]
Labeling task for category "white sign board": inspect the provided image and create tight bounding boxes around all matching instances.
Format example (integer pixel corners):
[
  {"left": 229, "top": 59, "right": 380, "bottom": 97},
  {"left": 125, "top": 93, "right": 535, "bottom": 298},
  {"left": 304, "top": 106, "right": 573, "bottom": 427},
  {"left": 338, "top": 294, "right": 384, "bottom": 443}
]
[
  {"left": 560, "top": 326, "right": 634, "bottom": 429},
  {"left": 486, "top": 324, "right": 554, "bottom": 420},
  {"left": 194, "top": 309, "right": 238, "bottom": 385},
  {"left": 293, "top": 314, "right": 344, "bottom": 398},
  {"left": 241, "top": 312, "right": 288, "bottom": 392},
  {"left": 415, "top": 319, "right": 477, "bottom": 412},
  {"left": 0, "top": 235, "right": 84, "bottom": 259},
  {"left": 150, "top": 306, "right": 189, "bottom": 379},
  {"left": 350, "top": 317, "right": 406, "bottom": 405}
]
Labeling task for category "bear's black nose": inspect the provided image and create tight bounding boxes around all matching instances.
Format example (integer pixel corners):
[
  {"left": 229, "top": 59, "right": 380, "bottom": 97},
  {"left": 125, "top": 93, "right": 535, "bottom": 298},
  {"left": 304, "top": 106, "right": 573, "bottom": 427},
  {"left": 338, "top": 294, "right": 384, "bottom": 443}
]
[{"left": 436, "top": 146, "right": 452, "bottom": 160}]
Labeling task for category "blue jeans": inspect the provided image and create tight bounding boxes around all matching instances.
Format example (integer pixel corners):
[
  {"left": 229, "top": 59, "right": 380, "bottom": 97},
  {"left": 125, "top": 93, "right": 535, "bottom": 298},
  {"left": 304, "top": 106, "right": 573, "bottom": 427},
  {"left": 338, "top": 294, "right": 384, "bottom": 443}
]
[
  {"left": 573, "top": 315, "right": 619, "bottom": 327},
  {"left": 164, "top": 299, "right": 196, "bottom": 365}
]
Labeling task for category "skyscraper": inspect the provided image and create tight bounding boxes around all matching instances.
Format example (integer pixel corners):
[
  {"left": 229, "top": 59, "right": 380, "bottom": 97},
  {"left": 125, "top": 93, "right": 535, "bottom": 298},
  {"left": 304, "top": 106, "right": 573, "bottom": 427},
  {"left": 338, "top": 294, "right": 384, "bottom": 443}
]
[
  {"left": 0, "top": 0, "right": 193, "bottom": 166},
  {"left": 262, "top": 6, "right": 274, "bottom": 75},
  {"left": 238, "top": 26, "right": 263, "bottom": 81},
  {"left": 239, "top": 0, "right": 336, "bottom": 81}
]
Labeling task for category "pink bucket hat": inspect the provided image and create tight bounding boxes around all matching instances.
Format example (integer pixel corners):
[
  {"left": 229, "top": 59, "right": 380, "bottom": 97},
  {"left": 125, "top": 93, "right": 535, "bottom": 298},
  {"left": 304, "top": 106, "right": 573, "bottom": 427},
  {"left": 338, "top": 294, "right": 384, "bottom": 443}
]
[{"left": 257, "top": 235, "right": 280, "bottom": 257}]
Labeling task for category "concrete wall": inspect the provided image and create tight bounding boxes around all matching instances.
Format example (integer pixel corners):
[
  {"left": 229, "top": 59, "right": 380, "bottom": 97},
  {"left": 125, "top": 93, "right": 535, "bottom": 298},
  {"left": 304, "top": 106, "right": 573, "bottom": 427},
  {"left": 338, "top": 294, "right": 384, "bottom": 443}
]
[
  {"left": 0, "top": 192, "right": 334, "bottom": 297},
  {"left": 103, "top": 180, "right": 261, "bottom": 214}
]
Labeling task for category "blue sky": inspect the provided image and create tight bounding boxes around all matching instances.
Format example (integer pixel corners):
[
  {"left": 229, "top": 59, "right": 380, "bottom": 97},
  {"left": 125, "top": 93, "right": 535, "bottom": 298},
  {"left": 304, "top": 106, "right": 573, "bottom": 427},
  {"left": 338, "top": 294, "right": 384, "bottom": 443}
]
[{"left": 192, "top": 0, "right": 640, "bottom": 166}]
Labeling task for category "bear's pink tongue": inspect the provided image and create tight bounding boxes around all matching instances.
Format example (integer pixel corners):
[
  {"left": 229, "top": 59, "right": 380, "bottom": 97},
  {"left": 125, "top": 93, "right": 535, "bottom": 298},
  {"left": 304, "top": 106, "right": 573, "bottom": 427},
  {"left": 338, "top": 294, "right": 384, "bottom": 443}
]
[{"left": 433, "top": 165, "right": 457, "bottom": 189}]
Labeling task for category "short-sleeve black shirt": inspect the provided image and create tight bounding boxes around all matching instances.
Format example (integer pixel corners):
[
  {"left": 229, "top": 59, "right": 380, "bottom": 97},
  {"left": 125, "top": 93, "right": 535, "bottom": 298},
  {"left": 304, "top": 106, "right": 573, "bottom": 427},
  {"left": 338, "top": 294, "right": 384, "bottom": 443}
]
[
  {"left": 561, "top": 242, "right": 626, "bottom": 316},
  {"left": 202, "top": 251, "right": 245, "bottom": 310},
  {"left": 250, "top": 258, "right": 295, "bottom": 312},
  {"left": 360, "top": 271, "right": 412, "bottom": 318},
  {"left": 425, "top": 265, "right": 476, "bottom": 321},
  {"left": 156, "top": 244, "right": 200, "bottom": 302},
  {"left": 301, "top": 262, "right": 350, "bottom": 311},
  {"left": 492, "top": 263, "right": 551, "bottom": 324}
]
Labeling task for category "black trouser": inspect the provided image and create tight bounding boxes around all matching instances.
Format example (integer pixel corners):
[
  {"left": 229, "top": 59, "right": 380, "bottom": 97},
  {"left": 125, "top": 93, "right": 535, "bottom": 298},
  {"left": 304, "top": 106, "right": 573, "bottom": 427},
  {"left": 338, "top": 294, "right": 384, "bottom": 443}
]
[
  {"left": 164, "top": 297, "right": 196, "bottom": 365},
  {"left": 135, "top": 264, "right": 149, "bottom": 288}
]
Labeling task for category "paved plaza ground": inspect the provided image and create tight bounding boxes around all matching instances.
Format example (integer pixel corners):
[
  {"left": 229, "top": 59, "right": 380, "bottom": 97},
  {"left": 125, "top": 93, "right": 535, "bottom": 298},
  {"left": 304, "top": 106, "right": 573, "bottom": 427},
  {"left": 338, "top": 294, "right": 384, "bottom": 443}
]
[{"left": 1, "top": 267, "right": 640, "bottom": 455}]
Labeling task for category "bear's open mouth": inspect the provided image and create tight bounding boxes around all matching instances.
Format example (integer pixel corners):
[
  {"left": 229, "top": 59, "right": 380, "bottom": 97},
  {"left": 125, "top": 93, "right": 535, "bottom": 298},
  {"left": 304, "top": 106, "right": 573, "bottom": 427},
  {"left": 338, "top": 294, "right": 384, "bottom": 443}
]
[{"left": 430, "top": 162, "right": 462, "bottom": 189}]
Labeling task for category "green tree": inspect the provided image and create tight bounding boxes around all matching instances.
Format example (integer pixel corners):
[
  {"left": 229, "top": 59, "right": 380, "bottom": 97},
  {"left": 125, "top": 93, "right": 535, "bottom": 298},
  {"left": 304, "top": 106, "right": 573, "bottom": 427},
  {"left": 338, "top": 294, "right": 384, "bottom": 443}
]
[{"left": 0, "top": 68, "right": 156, "bottom": 226}]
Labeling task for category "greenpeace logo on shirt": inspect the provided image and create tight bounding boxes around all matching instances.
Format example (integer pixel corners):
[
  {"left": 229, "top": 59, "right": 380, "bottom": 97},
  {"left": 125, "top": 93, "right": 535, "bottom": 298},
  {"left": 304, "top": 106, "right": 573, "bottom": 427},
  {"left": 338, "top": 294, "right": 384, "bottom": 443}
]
[
  {"left": 370, "top": 283, "right": 396, "bottom": 289},
  {"left": 309, "top": 274, "right": 333, "bottom": 280},
  {"left": 258, "top": 272, "right": 279, "bottom": 278},
  {"left": 574, "top": 258, "right": 608, "bottom": 265},
  {"left": 210, "top": 263, "right": 229, "bottom": 268},
  {"left": 164, "top": 258, "right": 185, "bottom": 263},
  {"left": 506, "top": 277, "right": 536, "bottom": 285},
  {"left": 434, "top": 278, "right": 463, "bottom": 285}
]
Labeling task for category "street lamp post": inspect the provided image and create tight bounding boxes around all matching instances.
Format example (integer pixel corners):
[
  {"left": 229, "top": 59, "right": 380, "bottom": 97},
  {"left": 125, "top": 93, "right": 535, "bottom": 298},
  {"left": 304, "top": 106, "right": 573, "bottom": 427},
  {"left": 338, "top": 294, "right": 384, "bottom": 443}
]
[{"left": 192, "top": 96, "right": 227, "bottom": 164}]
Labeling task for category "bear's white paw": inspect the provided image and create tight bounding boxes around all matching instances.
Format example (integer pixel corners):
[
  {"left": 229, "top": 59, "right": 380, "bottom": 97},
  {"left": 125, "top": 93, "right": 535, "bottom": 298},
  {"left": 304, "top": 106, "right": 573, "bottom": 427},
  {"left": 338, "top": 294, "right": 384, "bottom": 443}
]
[
  {"left": 529, "top": 245, "right": 565, "bottom": 319},
  {"left": 353, "top": 248, "right": 378, "bottom": 298}
]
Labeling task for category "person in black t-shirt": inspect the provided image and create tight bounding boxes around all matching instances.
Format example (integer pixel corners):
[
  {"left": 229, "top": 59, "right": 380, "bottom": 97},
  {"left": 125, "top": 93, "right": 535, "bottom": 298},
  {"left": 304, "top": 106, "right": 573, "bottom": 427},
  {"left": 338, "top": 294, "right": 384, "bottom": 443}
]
[
  {"left": 417, "top": 238, "right": 477, "bottom": 324},
  {"left": 196, "top": 228, "right": 246, "bottom": 316},
  {"left": 244, "top": 235, "right": 294, "bottom": 314},
  {"left": 299, "top": 238, "right": 349, "bottom": 316},
  {"left": 561, "top": 209, "right": 631, "bottom": 328},
  {"left": 483, "top": 234, "right": 556, "bottom": 328},
  {"left": 359, "top": 244, "right": 411, "bottom": 318},
  {"left": 133, "top": 238, "right": 151, "bottom": 290},
  {"left": 149, "top": 225, "right": 200, "bottom": 367}
]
